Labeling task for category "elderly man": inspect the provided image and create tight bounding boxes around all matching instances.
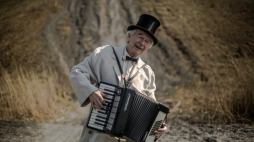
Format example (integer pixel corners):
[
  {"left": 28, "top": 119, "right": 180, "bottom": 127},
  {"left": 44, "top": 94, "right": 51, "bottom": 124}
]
[{"left": 69, "top": 14, "right": 167, "bottom": 142}]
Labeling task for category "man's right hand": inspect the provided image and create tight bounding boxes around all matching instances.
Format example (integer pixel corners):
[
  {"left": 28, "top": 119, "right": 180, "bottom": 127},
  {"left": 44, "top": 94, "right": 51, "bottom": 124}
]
[{"left": 89, "top": 90, "right": 107, "bottom": 110}]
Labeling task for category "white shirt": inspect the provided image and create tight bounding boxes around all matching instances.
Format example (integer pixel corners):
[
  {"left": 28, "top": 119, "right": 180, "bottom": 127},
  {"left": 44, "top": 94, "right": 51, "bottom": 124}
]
[{"left": 121, "top": 47, "right": 139, "bottom": 87}]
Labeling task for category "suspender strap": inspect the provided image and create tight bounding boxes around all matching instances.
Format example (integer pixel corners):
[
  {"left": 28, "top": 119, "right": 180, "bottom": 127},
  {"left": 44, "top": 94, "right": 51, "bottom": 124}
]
[
  {"left": 110, "top": 45, "right": 147, "bottom": 88},
  {"left": 126, "top": 64, "right": 147, "bottom": 87},
  {"left": 111, "top": 45, "right": 127, "bottom": 87}
]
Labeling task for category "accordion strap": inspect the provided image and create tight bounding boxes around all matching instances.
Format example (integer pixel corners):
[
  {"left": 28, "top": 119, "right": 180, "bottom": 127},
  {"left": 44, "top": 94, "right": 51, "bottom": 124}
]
[{"left": 111, "top": 45, "right": 127, "bottom": 87}]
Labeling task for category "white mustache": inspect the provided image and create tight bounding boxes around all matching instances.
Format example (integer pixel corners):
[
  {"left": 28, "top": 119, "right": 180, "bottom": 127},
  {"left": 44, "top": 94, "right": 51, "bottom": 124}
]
[{"left": 135, "top": 43, "right": 144, "bottom": 50}]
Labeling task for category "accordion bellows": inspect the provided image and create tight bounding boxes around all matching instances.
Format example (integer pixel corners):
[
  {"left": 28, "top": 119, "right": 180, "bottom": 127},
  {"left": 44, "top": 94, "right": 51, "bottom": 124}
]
[{"left": 87, "top": 82, "right": 170, "bottom": 142}]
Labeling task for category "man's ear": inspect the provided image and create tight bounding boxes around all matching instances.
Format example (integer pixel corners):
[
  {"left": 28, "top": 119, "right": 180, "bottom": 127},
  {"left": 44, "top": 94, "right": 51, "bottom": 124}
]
[
  {"left": 127, "top": 33, "right": 131, "bottom": 39},
  {"left": 126, "top": 34, "right": 130, "bottom": 43}
]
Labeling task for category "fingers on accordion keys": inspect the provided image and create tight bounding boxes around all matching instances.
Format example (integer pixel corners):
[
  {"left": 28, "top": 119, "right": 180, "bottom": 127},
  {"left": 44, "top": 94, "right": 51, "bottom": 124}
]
[
  {"left": 96, "top": 99, "right": 104, "bottom": 109},
  {"left": 93, "top": 103, "right": 101, "bottom": 110},
  {"left": 92, "top": 102, "right": 96, "bottom": 109},
  {"left": 93, "top": 104, "right": 98, "bottom": 110},
  {"left": 99, "top": 92, "right": 107, "bottom": 104}
]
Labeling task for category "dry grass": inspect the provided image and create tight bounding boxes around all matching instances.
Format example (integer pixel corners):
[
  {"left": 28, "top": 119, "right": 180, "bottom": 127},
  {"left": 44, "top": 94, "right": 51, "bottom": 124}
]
[
  {"left": 170, "top": 45, "right": 254, "bottom": 124},
  {"left": 225, "top": 45, "right": 254, "bottom": 123},
  {"left": 0, "top": 67, "right": 74, "bottom": 122},
  {"left": 0, "top": 0, "right": 75, "bottom": 122},
  {"left": 0, "top": 0, "right": 63, "bottom": 72},
  {"left": 138, "top": 0, "right": 254, "bottom": 124}
]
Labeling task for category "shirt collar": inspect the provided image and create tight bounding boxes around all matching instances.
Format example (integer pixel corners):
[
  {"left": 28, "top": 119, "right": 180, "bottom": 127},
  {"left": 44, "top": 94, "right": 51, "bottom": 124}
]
[{"left": 123, "top": 46, "right": 139, "bottom": 60}]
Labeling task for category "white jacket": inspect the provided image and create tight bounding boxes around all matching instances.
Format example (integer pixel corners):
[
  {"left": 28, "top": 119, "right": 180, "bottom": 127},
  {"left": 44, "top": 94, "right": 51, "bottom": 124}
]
[{"left": 69, "top": 45, "right": 156, "bottom": 142}]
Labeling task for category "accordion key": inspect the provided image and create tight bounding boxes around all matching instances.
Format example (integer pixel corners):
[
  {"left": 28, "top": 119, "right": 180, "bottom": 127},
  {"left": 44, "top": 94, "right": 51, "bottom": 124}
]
[
  {"left": 87, "top": 82, "right": 123, "bottom": 132},
  {"left": 87, "top": 82, "right": 170, "bottom": 142}
]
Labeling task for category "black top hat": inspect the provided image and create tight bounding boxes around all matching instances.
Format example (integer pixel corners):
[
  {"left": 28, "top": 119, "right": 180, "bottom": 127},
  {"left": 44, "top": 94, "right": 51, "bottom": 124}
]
[{"left": 127, "top": 14, "right": 160, "bottom": 45}]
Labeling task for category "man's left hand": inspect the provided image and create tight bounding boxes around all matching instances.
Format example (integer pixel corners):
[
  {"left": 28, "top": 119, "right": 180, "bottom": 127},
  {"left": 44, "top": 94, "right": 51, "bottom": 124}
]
[{"left": 154, "top": 122, "right": 167, "bottom": 139}]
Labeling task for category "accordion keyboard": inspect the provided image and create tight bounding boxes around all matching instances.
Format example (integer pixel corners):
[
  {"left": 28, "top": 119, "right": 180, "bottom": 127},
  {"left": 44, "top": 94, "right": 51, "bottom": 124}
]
[{"left": 87, "top": 83, "right": 120, "bottom": 131}]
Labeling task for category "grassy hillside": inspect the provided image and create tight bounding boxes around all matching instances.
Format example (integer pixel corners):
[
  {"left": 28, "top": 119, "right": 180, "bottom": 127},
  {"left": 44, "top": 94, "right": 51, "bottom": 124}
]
[
  {"left": 0, "top": 0, "right": 253, "bottom": 124},
  {"left": 0, "top": 0, "right": 65, "bottom": 71},
  {"left": 0, "top": 0, "right": 74, "bottom": 122},
  {"left": 138, "top": 0, "right": 254, "bottom": 123}
]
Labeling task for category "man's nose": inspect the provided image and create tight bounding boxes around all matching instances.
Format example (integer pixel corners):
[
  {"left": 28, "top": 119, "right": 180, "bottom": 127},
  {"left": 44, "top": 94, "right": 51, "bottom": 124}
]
[{"left": 140, "top": 39, "right": 145, "bottom": 45}]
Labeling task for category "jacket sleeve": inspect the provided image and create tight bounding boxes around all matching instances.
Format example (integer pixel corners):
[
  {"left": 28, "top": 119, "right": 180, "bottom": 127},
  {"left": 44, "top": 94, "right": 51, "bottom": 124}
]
[{"left": 69, "top": 47, "right": 102, "bottom": 107}]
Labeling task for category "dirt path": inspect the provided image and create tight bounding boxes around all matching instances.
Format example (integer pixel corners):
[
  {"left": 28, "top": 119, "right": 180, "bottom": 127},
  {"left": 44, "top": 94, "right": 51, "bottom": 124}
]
[
  {"left": 1, "top": 107, "right": 254, "bottom": 142},
  {"left": 0, "top": 103, "right": 90, "bottom": 142},
  {"left": 33, "top": 103, "right": 90, "bottom": 142},
  {"left": 160, "top": 119, "right": 254, "bottom": 142}
]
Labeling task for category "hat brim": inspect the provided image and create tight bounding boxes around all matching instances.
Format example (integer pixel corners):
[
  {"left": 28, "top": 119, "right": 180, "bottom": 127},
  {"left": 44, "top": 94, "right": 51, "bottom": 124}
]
[{"left": 127, "top": 25, "right": 158, "bottom": 45}]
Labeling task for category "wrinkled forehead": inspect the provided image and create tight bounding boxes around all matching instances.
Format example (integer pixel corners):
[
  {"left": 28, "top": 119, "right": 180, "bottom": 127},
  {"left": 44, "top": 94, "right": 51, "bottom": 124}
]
[{"left": 135, "top": 29, "right": 153, "bottom": 41}]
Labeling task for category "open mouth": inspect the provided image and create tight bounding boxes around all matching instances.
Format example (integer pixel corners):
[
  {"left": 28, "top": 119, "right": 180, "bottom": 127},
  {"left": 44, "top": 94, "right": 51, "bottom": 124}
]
[{"left": 135, "top": 44, "right": 143, "bottom": 50}]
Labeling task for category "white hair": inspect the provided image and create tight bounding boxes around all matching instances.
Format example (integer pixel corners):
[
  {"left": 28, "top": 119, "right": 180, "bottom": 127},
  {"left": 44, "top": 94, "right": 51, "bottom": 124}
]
[
  {"left": 127, "top": 29, "right": 154, "bottom": 48},
  {"left": 127, "top": 29, "right": 137, "bottom": 36}
]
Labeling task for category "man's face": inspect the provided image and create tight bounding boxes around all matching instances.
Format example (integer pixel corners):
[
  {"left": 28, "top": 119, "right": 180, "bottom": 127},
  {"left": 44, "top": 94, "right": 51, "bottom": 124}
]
[{"left": 126, "top": 29, "right": 153, "bottom": 58}]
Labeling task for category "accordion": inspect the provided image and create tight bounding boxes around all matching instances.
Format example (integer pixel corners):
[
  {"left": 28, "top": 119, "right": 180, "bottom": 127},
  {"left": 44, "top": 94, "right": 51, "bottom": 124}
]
[{"left": 87, "top": 82, "right": 170, "bottom": 142}]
